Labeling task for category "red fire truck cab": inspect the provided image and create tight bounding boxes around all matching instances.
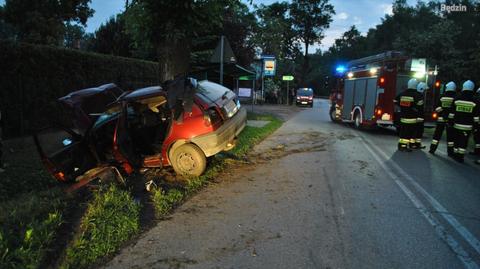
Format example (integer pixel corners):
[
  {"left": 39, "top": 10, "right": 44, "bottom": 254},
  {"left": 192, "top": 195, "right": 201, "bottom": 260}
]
[{"left": 329, "top": 51, "right": 439, "bottom": 129}]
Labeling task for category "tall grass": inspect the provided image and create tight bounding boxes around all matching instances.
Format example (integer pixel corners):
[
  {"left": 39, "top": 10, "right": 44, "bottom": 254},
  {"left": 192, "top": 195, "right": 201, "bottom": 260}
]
[{"left": 60, "top": 185, "right": 140, "bottom": 269}]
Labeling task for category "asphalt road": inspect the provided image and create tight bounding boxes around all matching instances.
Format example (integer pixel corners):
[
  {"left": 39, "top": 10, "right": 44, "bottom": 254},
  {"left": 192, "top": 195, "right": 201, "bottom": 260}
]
[{"left": 105, "top": 99, "right": 480, "bottom": 269}]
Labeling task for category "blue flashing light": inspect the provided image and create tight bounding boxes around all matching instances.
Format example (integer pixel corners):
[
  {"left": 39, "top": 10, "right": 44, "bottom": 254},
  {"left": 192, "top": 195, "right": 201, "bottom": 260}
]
[{"left": 336, "top": 65, "right": 346, "bottom": 74}]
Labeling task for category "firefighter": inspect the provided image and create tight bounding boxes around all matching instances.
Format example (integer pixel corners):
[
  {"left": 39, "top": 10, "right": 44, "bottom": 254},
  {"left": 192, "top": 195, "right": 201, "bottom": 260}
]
[
  {"left": 395, "top": 78, "right": 421, "bottom": 152},
  {"left": 413, "top": 82, "right": 427, "bottom": 149},
  {"left": 449, "top": 80, "right": 479, "bottom": 163},
  {"left": 429, "top": 81, "right": 457, "bottom": 155},
  {"left": 471, "top": 87, "right": 480, "bottom": 156}
]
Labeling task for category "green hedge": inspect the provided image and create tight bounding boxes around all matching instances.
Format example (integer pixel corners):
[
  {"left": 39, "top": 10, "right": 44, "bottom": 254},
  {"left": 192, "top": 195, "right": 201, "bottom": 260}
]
[{"left": 0, "top": 41, "right": 160, "bottom": 138}]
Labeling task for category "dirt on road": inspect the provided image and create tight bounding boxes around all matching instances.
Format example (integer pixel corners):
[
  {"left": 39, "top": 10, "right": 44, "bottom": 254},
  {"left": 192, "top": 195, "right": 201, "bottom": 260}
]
[{"left": 104, "top": 102, "right": 360, "bottom": 269}]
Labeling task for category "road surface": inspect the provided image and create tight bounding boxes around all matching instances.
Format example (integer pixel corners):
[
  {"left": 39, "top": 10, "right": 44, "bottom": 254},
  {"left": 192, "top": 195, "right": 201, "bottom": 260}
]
[{"left": 105, "top": 99, "right": 480, "bottom": 269}]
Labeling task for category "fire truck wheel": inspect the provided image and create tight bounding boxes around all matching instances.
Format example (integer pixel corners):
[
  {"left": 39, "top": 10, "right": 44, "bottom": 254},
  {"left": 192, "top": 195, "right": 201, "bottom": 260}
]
[
  {"left": 354, "top": 112, "right": 362, "bottom": 129},
  {"left": 329, "top": 107, "right": 337, "bottom": 122}
]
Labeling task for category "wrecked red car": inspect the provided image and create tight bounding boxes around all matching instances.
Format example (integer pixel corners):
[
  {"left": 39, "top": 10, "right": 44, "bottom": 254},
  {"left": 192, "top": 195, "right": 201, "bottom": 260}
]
[{"left": 34, "top": 78, "right": 247, "bottom": 186}]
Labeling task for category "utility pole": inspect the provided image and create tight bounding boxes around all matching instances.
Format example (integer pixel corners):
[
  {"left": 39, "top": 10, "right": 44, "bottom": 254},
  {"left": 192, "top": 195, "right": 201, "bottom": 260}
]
[
  {"left": 286, "top": 80, "right": 289, "bottom": 105},
  {"left": 219, "top": 35, "right": 224, "bottom": 85}
]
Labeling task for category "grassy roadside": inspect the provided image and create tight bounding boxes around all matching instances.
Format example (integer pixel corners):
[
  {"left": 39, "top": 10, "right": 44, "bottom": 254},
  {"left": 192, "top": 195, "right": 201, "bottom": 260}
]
[
  {"left": 0, "top": 189, "right": 67, "bottom": 269},
  {"left": 58, "top": 112, "right": 283, "bottom": 268}
]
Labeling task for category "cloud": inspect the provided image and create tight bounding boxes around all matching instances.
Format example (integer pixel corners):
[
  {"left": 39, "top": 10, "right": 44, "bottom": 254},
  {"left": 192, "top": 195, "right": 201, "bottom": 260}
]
[
  {"left": 353, "top": 16, "right": 363, "bottom": 25},
  {"left": 380, "top": 3, "right": 393, "bottom": 15},
  {"left": 335, "top": 12, "right": 349, "bottom": 20}
]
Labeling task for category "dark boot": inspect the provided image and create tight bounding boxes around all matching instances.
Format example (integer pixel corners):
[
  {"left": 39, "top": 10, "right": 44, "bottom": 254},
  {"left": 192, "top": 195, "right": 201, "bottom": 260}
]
[
  {"left": 454, "top": 153, "right": 464, "bottom": 163},
  {"left": 447, "top": 147, "right": 455, "bottom": 157},
  {"left": 429, "top": 144, "right": 437, "bottom": 154}
]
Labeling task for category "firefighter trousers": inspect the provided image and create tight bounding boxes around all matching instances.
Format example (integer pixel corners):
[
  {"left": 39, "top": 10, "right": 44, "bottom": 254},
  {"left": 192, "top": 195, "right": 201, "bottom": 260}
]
[
  {"left": 414, "top": 119, "right": 424, "bottom": 147},
  {"left": 398, "top": 118, "right": 417, "bottom": 150},
  {"left": 473, "top": 127, "right": 480, "bottom": 155},
  {"left": 430, "top": 122, "right": 454, "bottom": 154},
  {"left": 454, "top": 127, "right": 472, "bottom": 161}
]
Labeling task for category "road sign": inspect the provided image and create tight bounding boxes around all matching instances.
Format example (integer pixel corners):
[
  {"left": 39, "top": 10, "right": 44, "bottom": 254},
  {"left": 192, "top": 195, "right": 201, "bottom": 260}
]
[
  {"left": 210, "top": 37, "right": 236, "bottom": 64},
  {"left": 239, "top": 75, "right": 255, "bottom": 81},
  {"left": 238, "top": 88, "right": 252, "bottom": 97},
  {"left": 264, "top": 59, "right": 276, "bottom": 76},
  {"left": 282, "top": 75, "right": 294, "bottom": 81}
]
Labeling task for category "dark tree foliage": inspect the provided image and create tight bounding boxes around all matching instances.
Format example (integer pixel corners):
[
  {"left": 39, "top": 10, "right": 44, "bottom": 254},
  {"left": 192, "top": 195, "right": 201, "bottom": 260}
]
[
  {"left": 308, "top": 0, "right": 480, "bottom": 95},
  {"left": 63, "top": 23, "right": 86, "bottom": 49},
  {"left": 290, "top": 0, "right": 335, "bottom": 85},
  {"left": 89, "top": 15, "right": 135, "bottom": 58},
  {"left": 0, "top": 0, "right": 94, "bottom": 45},
  {"left": 254, "top": 1, "right": 301, "bottom": 60},
  {"left": 125, "top": 0, "right": 232, "bottom": 82}
]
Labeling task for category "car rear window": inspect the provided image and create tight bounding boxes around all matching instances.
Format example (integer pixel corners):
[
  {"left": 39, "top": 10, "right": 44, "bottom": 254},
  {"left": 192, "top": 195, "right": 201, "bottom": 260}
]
[
  {"left": 80, "top": 92, "right": 118, "bottom": 115},
  {"left": 297, "top": 89, "right": 313, "bottom": 96},
  {"left": 197, "top": 81, "right": 231, "bottom": 101}
]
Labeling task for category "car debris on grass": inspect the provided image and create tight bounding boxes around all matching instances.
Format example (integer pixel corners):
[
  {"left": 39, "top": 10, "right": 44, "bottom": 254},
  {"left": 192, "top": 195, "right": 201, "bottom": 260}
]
[
  {"left": 34, "top": 77, "right": 246, "bottom": 189},
  {"left": 0, "top": 80, "right": 283, "bottom": 269}
]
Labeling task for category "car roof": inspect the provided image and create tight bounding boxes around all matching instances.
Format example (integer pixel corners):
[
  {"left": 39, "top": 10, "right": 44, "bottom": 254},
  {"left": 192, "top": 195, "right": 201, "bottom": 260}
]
[
  {"left": 118, "top": 86, "right": 165, "bottom": 102},
  {"left": 58, "top": 83, "right": 123, "bottom": 106}
]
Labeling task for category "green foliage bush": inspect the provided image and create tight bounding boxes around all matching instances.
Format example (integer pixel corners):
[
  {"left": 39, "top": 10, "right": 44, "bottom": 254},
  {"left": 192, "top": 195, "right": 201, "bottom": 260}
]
[{"left": 0, "top": 40, "right": 159, "bottom": 138}]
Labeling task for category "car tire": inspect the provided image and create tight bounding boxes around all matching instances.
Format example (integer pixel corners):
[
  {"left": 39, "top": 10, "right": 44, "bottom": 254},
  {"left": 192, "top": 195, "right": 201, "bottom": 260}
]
[
  {"left": 329, "top": 106, "right": 337, "bottom": 122},
  {"left": 354, "top": 112, "right": 362, "bottom": 129},
  {"left": 170, "top": 143, "right": 207, "bottom": 177}
]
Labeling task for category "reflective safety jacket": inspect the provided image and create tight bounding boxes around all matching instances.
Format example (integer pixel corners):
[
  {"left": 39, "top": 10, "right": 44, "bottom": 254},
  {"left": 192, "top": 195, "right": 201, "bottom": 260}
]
[
  {"left": 435, "top": 91, "right": 457, "bottom": 123},
  {"left": 395, "top": 88, "right": 423, "bottom": 123},
  {"left": 449, "top": 91, "right": 480, "bottom": 131},
  {"left": 415, "top": 91, "right": 425, "bottom": 122}
]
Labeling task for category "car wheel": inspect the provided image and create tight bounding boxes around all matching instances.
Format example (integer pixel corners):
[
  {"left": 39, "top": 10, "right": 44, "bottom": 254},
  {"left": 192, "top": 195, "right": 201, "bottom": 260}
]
[
  {"left": 354, "top": 112, "right": 362, "bottom": 129},
  {"left": 329, "top": 107, "right": 337, "bottom": 122},
  {"left": 170, "top": 143, "right": 207, "bottom": 177}
]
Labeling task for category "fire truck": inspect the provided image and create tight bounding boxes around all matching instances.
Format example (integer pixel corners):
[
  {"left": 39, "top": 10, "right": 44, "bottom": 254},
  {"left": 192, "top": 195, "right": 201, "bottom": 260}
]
[{"left": 329, "top": 51, "right": 440, "bottom": 129}]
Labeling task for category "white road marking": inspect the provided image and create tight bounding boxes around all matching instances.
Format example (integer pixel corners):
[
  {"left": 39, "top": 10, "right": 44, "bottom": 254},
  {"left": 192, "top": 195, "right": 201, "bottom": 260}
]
[
  {"left": 362, "top": 136, "right": 480, "bottom": 256},
  {"left": 361, "top": 138, "right": 479, "bottom": 269}
]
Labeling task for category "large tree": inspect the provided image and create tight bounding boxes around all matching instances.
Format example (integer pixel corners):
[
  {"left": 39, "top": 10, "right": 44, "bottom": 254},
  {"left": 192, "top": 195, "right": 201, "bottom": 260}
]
[
  {"left": 290, "top": 0, "right": 334, "bottom": 85},
  {"left": 254, "top": 2, "right": 300, "bottom": 60},
  {"left": 125, "top": 0, "right": 233, "bottom": 82},
  {"left": 328, "top": 25, "right": 368, "bottom": 60},
  {"left": 89, "top": 15, "right": 135, "bottom": 58},
  {"left": 1, "top": 0, "right": 94, "bottom": 45}
]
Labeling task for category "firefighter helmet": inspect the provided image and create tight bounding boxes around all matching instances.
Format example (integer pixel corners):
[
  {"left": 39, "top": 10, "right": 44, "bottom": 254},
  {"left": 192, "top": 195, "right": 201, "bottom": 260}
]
[
  {"left": 445, "top": 81, "right": 456, "bottom": 92},
  {"left": 462, "top": 80, "right": 475, "bottom": 91},
  {"left": 408, "top": 78, "right": 418, "bottom": 90},
  {"left": 417, "top": 82, "right": 428, "bottom": 93}
]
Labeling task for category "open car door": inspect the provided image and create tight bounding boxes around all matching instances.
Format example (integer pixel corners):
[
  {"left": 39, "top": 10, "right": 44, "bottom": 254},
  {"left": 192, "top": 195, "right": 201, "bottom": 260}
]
[{"left": 34, "top": 126, "right": 98, "bottom": 183}]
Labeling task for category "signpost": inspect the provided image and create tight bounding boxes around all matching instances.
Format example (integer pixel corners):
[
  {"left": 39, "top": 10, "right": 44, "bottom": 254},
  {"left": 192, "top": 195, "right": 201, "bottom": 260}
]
[
  {"left": 210, "top": 36, "right": 236, "bottom": 85},
  {"left": 282, "top": 75, "right": 294, "bottom": 105},
  {"left": 261, "top": 55, "right": 276, "bottom": 102}
]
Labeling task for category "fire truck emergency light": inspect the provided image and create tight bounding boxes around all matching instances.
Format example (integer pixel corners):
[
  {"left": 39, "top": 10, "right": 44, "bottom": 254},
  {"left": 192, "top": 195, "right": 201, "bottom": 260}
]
[
  {"left": 379, "top": 77, "right": 385, "bottom": 84},
  {"left": 336, "top": 65, "right": 346, "bottom": 73},
  {"left": 435, "top": 81, "right": 441, "bottom": 88},
  {"left": 370, "top": 68, "right": 378, "bottom": 75},
  {"left": 347, "top": 72, "right": 354, "bottom": 78}
]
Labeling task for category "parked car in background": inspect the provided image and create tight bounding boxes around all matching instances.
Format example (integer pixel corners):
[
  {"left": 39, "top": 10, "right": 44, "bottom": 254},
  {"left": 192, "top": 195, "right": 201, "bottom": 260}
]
[
  {"left": 296, "top": 88, "right": 314, "bottom": 107},
  {"left": 34, "top": 78, "right": 247, "bottom": 186}
]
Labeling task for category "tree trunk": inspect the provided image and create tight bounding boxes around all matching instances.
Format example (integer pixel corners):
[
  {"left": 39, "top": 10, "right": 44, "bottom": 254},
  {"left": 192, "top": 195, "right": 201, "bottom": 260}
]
[
  {"left": 299, "top": 41, "right": 310, "bottom": 86},
  {"left": 158, "top": 38, "right": 192, "bottom": 83}
]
